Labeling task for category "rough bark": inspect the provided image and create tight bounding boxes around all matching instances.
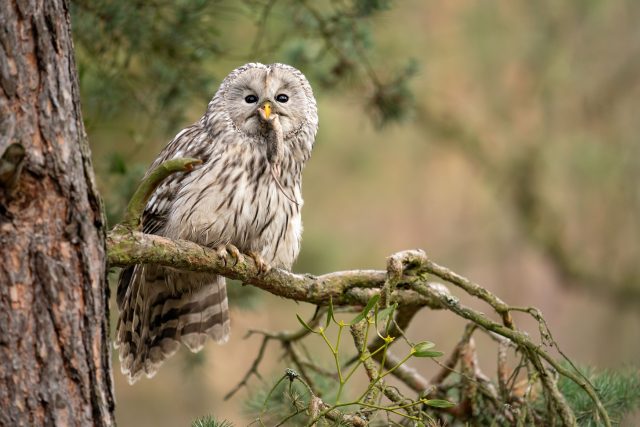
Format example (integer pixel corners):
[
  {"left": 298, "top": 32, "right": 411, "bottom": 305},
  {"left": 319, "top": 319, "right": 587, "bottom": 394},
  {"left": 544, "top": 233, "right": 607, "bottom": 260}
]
[{"left": 0, "top": 1, "right": 115, "bottom": 426}]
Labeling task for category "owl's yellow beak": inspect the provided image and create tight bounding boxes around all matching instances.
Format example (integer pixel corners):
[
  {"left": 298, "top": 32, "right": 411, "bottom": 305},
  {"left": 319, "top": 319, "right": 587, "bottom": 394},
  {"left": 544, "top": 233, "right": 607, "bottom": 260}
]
[{"left": 262, "top": 102, "right": 272, "bottom": 119}]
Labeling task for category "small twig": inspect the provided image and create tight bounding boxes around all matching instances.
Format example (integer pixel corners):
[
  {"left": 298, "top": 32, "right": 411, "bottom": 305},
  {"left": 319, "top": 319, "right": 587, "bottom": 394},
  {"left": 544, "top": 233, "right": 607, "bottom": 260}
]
[
  {"left": 459, "top": 338, "right": 479, "bottom": 419},
  {"left": 350, "top": 321, "right": 383, "bottom": 415},
  {"left": 497, "top": 339, "right": 510, "bottom": 401},
  {"left": 286, "top": 343, "right": 322, "bottom": 394},
  {"left": 224, "top": 335, "right": 269, "bottom": 400},
  {"left": 380, "top": 350, "right": 432, "bottom": 394},
  {"left": 226, "top": 313, "right": 327, "bottom": 400},
  {"left": 381, "top": 251, "right": 406, "bottom": 307},
  {"left": 431, "top": 323, "right": 476, "bottom": 385}
]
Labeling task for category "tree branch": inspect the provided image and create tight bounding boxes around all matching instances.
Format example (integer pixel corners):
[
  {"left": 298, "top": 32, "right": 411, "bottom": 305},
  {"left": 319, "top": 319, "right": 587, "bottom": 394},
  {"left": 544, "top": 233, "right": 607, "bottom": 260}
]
[{"left": 107, "top": 230, "right": 444, "bottom": 309}]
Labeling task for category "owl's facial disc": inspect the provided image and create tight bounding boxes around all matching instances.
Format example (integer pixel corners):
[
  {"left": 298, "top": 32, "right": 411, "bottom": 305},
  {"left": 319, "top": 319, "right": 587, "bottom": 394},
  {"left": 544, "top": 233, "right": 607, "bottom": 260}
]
[{"left": 224, "top": 66, "right": 310, "bottom": 139}]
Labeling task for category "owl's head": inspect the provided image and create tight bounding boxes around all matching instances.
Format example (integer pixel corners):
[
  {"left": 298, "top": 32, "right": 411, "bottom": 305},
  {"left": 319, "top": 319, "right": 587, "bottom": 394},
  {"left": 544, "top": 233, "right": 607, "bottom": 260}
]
[{"left": 214, "top": 63, "right": 318, "bottom": 140}]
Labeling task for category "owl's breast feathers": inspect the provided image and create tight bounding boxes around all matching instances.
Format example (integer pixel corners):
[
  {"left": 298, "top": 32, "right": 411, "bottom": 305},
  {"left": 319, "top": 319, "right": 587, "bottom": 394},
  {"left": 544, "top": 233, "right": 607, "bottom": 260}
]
[{"left": 155, "top": 123, "right": 307, "bottom": 269}]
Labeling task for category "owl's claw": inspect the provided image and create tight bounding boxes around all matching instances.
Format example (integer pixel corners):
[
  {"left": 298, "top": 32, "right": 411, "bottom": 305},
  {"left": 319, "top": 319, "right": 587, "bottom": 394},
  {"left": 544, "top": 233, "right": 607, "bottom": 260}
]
[
  {"left": 214, "top": 244, "right": 243, "bottom": 267},
  {"left": 247, "top": 251, "right": 271, "bottom": 274}
]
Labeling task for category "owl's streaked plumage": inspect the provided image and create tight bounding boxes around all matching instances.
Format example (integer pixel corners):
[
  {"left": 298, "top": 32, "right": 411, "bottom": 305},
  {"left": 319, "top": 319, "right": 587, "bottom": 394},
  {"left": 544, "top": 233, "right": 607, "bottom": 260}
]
[{"left": 115, "top": 63, "right": 318, "bottom": 383}]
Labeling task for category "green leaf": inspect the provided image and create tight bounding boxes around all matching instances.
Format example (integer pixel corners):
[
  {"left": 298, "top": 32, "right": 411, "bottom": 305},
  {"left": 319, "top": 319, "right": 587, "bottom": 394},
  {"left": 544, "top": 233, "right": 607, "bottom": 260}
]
[
  {"left": 413, "top": 341, "right": 436, "bottom": 353},
  {"left": 326, "top": 297, "right": 334, "bottom": 329},
  {"left": 376, "top": 303, "right": 397, "bottom": 323},
  {"left": 192, "top": 415, "right": 234, "bottom": 427},
  {"left": 423, "top": 399, "right": 455, "bottom": 408},
  {"left": 296, "top": 314, "right": 315, "bottom": 333},
  {"left": 414, "top": 349, "right": 444, "bottom": 358},
  {"left": 351, "top": 294, "right": 380, "bottom": 324}
]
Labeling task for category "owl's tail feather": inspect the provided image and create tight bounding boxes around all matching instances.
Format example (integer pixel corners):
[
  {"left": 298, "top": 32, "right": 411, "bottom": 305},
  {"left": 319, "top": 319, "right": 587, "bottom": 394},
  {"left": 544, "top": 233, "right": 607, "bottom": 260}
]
[{"left": 115, "top": 266, "right": 230, "bottom": 384}]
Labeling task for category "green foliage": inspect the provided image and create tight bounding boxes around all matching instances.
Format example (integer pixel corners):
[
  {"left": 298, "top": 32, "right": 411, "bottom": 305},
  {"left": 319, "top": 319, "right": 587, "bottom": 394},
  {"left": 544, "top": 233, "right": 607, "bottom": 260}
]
[
  {"left": 250, "top": 296, "right": 448, "bottom": 425},
  {"left": 191, "top": 415, "right": 234, "bottom": 427},
  {"left": 72, "top": 0, "right": 224, "bottom": 132},
  {"left": 366, "top": 58, "right": 418, "bottom": 126},
  {"left": 558, "top": 365, "right": 640, "bottom": 426},
  {"left": 413, "top": 341, "right": 443, "bottom": 358},
  {"left": 353, "top": 0, "right": 392, "bottom": 17},
  {"left": 243, "top": 371, "right": 337, "bottom": 426},
  {"left": 238, "top": 297, "right": 639, "bottom": 425},
  {"left": 102, "top": 157, "right": 147, "bottom": 226},
  {"left": 72, "top": 0, "right": 415, "bottom": 136}
]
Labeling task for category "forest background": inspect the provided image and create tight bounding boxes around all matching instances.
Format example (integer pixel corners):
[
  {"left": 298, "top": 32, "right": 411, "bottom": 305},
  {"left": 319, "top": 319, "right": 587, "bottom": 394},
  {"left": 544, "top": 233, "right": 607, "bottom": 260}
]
[{"left": 70, "top": 0, "right": 640, "bottom": 425}]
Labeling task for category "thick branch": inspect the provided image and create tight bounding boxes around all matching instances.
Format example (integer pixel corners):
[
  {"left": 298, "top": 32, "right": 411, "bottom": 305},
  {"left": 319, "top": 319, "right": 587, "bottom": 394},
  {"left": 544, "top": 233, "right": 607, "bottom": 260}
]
[{"left": 107, "top": 230, "right": 444, "bottom": 309}]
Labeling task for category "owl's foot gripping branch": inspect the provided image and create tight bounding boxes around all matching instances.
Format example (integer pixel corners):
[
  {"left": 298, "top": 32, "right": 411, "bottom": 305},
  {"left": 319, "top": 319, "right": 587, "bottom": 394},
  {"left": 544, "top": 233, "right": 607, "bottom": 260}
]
[{"left": 106, "top": 158, "right": 611, "bottom": 426}]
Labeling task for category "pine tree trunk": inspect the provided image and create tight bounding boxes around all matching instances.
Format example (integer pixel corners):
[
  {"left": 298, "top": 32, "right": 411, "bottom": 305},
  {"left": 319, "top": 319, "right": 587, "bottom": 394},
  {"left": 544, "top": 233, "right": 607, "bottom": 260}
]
[{"left": 0, "top": 1, "right": 115, "bottom": 426}]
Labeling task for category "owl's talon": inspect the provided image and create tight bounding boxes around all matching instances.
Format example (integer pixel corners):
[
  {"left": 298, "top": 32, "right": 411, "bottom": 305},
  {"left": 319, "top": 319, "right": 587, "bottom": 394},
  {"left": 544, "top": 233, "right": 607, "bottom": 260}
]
[
  {"left": 226, "top": 244, "right": 243, "bottom": 266},
  {"left": 214, "top": 244, "right": 242, "bottom": 267},
  {"left": 247, "top": 251, "right": 270, "bottom": 274}
]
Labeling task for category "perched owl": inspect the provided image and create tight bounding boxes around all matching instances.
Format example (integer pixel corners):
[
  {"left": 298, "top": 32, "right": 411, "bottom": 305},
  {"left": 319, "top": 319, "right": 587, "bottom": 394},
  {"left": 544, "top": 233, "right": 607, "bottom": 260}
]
[{"left": 115, "top": 63, "right": 318, "bottom": 383}]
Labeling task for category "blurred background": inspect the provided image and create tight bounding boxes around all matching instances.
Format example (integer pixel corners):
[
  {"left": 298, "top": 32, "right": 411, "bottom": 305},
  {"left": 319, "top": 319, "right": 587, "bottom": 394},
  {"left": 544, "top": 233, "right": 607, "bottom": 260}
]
[{"left": 71, "top": 0, "right": 640, "bottom": 425}]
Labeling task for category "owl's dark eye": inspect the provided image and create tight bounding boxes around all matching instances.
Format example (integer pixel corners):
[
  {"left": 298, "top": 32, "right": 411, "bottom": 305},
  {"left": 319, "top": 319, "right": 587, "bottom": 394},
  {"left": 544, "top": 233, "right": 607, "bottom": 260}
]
[
  {"left": 275, "top": 94, "right": 289, "bottom": 103},
  {"left": 245, "top": 95, "right": 258, "bottom": 103}
]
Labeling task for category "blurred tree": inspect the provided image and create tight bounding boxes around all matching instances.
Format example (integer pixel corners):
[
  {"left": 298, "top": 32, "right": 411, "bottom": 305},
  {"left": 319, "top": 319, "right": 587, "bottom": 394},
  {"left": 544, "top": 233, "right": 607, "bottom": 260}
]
[
  {"left": 0, "top": 0, "right": 114, "bottom": 425},
  {"left": 71, "top": 0, "right": 414, "bottom": 137},
  {"left": 413, "top": 1, "right": 640, "bottom": 307}
]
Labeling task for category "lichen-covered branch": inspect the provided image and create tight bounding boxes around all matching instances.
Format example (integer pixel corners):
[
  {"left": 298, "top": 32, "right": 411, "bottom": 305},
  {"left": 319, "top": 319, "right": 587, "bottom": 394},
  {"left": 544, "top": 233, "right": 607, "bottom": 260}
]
[{"left": 107, "top": 230, "right": 443, "bottom": 310}]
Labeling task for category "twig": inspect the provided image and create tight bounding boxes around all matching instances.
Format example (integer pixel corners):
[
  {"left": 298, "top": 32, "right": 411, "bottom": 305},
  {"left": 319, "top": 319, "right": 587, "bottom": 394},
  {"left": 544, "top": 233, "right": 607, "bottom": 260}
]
[
  {"left": 497, "top": 339, "right": 509, "bottom": 401},
  {"left": 459, "top": 338, "right": 480, "bottom": 419},
  {"left": 224, "top": 335, "right": 269, "bottom": 400},
  {"left": 225, "top": 313, "right": 326, "bottom": 400},
  {"left": 431, "top": 323, "right": 477, "bottom": 385},
  {"left": 350, "top": 321, "right": 383, "bottom": 415},
  {"left": 380, "top": 350, "right": 432, "bottom": 394},
  {"left": 350, "top": 321, "right": 423, "bottom": 422},
  {"left": 411, "top": 282, "right": 609, "bottom": 427}
]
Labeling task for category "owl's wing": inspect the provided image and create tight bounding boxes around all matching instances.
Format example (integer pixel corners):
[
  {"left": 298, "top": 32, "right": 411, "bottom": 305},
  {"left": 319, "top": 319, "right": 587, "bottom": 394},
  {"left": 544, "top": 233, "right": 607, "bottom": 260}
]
[
  {"left": 115, "top": 123, "right": 231, "bottom": 384},
  {"left": 116, "top": 123, "right": 213, "bottom": 308},
  {"left": 141, "top": 124, "right": 214, "bottom": 235}
]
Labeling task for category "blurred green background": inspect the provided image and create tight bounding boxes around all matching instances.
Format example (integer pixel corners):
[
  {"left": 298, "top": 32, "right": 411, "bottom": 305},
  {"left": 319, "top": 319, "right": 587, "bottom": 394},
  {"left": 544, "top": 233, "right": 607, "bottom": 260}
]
[{"left": 71, "top": 0, "right": 640, "bottom": 425}]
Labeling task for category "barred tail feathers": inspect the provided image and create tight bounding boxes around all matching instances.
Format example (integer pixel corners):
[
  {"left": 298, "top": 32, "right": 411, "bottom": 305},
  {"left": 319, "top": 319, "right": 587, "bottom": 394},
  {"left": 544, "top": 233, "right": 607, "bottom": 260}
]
[{"left": 115, "top": 267, "right": 230, "bottom": 383}]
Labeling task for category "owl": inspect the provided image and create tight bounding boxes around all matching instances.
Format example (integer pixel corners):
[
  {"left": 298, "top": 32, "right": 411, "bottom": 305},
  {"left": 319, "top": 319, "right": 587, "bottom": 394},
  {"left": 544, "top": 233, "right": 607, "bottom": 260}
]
[{"left": 115, "top": 63, "right": 318, "bottom": 383}]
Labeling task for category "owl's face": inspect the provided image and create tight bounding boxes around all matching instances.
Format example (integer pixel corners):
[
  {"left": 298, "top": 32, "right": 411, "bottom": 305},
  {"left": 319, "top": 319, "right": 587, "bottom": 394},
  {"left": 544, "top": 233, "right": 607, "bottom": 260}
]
[{"left": 221, "top": 64, "right": 316, "bottom": 139}]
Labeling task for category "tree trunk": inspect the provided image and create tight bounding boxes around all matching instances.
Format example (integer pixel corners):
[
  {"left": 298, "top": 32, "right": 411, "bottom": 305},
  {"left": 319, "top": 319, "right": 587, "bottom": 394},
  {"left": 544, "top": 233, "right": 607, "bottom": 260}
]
[{"left": 0, "top": 1, "right": 115, "bottom": 426}]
